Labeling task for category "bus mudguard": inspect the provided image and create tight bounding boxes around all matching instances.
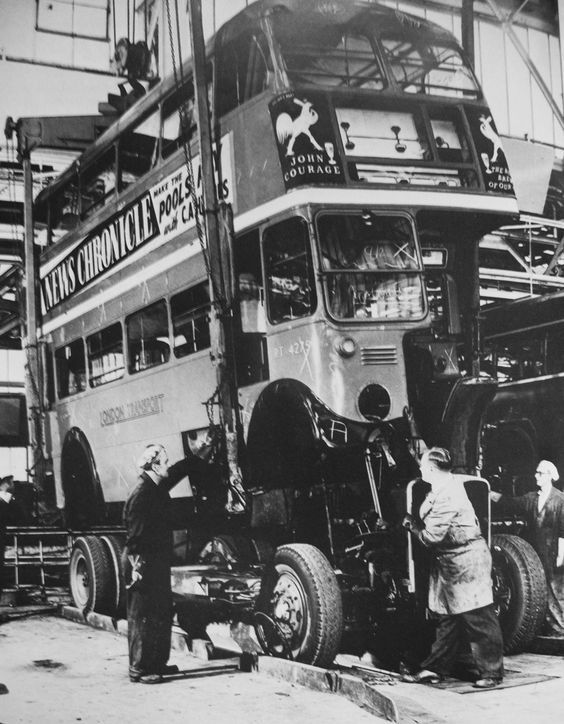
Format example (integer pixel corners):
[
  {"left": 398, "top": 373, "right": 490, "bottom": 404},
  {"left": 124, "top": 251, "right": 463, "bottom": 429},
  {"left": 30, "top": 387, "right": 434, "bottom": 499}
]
[
  {"left": 245, "top": 378, "right": 411, "bottom": 492},
  {"left": 440, "top": 376, "right": 498, "bottom": 472},
  {"left": 60, "top": 427, "right": 106, "bottom": 528}
]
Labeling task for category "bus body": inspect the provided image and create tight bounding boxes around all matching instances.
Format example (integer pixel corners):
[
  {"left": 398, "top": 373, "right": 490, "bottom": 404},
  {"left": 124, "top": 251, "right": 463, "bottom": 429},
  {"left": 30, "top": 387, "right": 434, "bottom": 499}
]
[
  {"left": 32, "top": 0, "right": 543, "bottom": 665},
  {"left": 482, "top": 291, "right": 564, "bottom": 493}
]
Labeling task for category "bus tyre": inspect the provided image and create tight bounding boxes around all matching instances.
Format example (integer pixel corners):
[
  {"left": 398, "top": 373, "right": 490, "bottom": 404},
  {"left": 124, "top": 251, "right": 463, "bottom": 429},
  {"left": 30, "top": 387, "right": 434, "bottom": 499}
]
[
  {"left": 100, "top": 535, "right": 126, "bottom": 618},
  {"left": 491, "top": 533, "right": 548, "bottom": 654},
  {"left": 69, "top": 535, "right": 115, "bottom": 616},
  {"left": 254, "top": 543, "right": 343, "bottom": 667}
]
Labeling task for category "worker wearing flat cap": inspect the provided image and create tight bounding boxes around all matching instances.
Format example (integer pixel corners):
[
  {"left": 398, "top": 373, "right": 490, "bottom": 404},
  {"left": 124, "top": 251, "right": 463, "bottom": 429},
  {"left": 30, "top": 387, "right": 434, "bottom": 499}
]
[{"left": 122, "top": 445, "right": 190, "bottom": 684}]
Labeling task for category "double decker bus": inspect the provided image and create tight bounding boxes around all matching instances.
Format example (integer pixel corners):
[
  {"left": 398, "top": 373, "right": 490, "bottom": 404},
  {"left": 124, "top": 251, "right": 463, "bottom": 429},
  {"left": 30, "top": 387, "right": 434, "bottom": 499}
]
[{"left": 31, "top": 0, "right": 543, "bottom": 665}]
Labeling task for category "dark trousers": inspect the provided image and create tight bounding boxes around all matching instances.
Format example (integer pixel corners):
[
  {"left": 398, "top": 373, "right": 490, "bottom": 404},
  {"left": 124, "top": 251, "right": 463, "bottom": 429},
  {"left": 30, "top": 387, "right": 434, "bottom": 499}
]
[
  {"left": 124, "top": 553, "right": 173, "bottom": 677},
  {"left": 127, "top": 587, "right": 172, "bottom": 676},
  {"left": 422, "top": 603, "right": 504, "bottom": 680}
]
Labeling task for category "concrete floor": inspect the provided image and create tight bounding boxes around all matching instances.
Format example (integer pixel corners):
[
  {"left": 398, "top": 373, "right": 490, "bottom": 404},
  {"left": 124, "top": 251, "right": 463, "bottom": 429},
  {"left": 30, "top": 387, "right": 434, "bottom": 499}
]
[
  {"left": 2, "top": 607, "right": 564, "bottom": 724},
  {"left": 0, "top": 613, "right": 385, "bottom": 724}
]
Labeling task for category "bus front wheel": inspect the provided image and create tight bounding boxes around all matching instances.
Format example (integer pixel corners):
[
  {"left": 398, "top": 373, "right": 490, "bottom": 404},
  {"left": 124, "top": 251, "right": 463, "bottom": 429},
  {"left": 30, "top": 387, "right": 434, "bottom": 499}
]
[
  {"left": 254, "top": 543, "right": 343, "bottom": 667},
  {"left": 492, "top": 533, "right": 547, "bottom": 653}
]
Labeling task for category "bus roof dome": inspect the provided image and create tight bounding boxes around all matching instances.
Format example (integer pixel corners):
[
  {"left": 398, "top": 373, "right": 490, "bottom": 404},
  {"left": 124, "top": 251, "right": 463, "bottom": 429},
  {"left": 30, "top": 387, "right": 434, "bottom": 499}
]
[{"left": 221, "top": 0, "right": 456, "bottom": 46}]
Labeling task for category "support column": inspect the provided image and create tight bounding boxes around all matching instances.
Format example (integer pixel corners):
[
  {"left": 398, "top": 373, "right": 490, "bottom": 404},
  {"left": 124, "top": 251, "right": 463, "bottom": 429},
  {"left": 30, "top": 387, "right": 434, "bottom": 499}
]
[
  {"left": 559, "top": 0, "right": 564, "bottom": 110},
  {"left": 188, "top": 0, "right": 244, "bottom": 513},
  {"left": 22, "top": 156, "right": 46, "bottom": 500},
  {"left": 462, "top": 0, "right": 475, "bottom": 66}
]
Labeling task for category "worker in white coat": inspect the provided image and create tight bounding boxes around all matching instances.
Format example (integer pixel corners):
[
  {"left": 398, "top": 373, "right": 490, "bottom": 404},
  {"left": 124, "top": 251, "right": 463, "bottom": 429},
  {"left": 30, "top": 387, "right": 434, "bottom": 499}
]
[{"left": 403, "top": 447, "right": 504, "bottom": 689}]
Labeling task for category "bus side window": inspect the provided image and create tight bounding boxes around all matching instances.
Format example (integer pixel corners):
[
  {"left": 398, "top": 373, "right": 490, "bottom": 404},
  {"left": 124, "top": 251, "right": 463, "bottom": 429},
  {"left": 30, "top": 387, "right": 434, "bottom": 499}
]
[
  {"left": 493, "top": 341, "right": 519, "bottom": 382},
  {"left": 547, "top": 328, "right": 564, "bottom": 375},
  {"left": 87, "top": 322, "right": 125, "bottom": 388},
  {"left": 216, "top": 32, "right": 271, "bottom": 117},
  {"left": 80, "top": 146, "right": 116, "bottom": 220},
  {"left": 118, "top": 107, "right": 160, "bottom": 189},
  {"left": 235, "top": 229, "right": 269, "bottom": 386},
  {"left": 518, "top": 337, "right": 545, "bottom": 379},
  {"left": 425, "top": 271, "right": 461, "bottom": 336},
  {"left": 46, "top": 173, "right": 80, "bottom": 244},
  {"left": 171, "top": 283, "right": 211, "bottom": 357},
  {"left": 55, "top": 339, "right": 87, "bottom": 398},
  {"left": 126, "top": 300, "right": 170, "bottom": 373},
  {"left": 162, "top": 81, "right": 197, "bottom": 159},
  {"left": 263, "top": 217, "right": 317, "bottom": 324}
]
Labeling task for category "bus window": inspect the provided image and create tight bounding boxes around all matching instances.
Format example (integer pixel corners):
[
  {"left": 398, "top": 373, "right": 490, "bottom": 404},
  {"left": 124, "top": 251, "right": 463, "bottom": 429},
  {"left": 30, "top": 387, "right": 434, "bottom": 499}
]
[
  {"left": 216, "top": 31, "right": 272, "bottom": 116},
  {"left": 80, "top": 147, "right": 116, "bottom": 219},
  {"left": 263, "top": 217, "right": 317, "bottom": 324},
  {"left": 118, "top": 108, "right": 160, "bottom": 188},
  {"left": 490, "top": 336, "right": 545, "bottom": 381},
  {"left": 55, "top": 339, "right": 87, "bottom": 398},
  {"left": 425, "top": 271, "right": 448, "bottom": 332},
  {"left": 335, "top": 106, "right": 429, "bottom": 160},
  {"left": 381, "top": 36, "right": 479, "bottom": 98},
  {"left": 547, "top": 328, "right": 564, "bottom": 375},
  {"left": 126, "top": 300, "right": 171, "bottom": 373},
  {"left": 428, "top": 107, "right": 472, "bottom": 164},
  {"left": 235, "top": 229, "right": 269, "bottom": 386},
  {"left": 0, "top": 394, "right": 28, "bottom": 447},
  {"left": 318, "top": 212, "right": 424, "bottom": 321},
  {"left": 87, "top": 322, "right": 124, "bottom": 388},
  {"left": 171, "top": 283, "right": 211, "bottom": 357},
  {"left": 48, "top": 174, "right": 80, "bottom": 240},
  {"left": 277, "top": 21, "right": 385, "bottom": 89},
  {"left": 161, "top": 82, "right": 197, "bottom": 159}
]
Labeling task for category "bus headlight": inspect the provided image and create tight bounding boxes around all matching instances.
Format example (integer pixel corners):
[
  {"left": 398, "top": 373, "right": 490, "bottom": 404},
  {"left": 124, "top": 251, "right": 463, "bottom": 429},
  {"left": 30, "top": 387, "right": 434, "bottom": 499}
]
[
  {"left": 335, "top": 336, "right": 357, "bottom": 357},
  {"left": 358, "top": 384, "right": 391, "bottom": 420}
]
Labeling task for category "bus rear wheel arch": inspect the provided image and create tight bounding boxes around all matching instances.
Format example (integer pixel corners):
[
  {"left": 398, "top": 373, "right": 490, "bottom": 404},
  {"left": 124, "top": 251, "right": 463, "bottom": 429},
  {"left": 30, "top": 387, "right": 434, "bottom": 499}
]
[
  {"left": 254, "top": 543, "right": 343, "bottom": 667},
  {"left": 61, "top": 427, "right": 106, "bottom": 528}
]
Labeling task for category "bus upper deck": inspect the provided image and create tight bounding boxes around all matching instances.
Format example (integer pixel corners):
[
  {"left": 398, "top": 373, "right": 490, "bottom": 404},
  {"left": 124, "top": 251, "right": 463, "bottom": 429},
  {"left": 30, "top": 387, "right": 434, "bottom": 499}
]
[{"left": 34, "top": 0, "right": 517, "bottom": 261}]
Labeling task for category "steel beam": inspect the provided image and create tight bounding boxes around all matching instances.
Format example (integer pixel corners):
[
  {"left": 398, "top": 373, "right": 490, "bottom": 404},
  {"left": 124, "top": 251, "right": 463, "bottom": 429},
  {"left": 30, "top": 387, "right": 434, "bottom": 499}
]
[{"left": 462, "top": 0, "right": 475, "bottom": 65}]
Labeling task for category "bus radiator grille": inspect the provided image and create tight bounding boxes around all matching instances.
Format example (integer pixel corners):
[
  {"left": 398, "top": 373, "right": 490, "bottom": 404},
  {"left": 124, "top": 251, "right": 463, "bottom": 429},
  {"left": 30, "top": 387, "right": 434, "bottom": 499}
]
[{"left": 360, "top": 346, "right": 398, "bottom": 365}]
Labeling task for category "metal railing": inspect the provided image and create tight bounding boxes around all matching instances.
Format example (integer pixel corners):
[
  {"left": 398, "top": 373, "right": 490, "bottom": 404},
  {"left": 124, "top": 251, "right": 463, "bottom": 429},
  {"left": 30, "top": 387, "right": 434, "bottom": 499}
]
[{"left": 3, "top": 526, "right": 124, "bottom": 599}]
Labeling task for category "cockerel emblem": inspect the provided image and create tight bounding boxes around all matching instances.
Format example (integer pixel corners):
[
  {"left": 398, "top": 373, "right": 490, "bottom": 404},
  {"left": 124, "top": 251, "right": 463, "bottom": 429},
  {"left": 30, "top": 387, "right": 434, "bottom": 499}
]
[{"left": 275, "top": 97, "right": 323, "bottom": 156}]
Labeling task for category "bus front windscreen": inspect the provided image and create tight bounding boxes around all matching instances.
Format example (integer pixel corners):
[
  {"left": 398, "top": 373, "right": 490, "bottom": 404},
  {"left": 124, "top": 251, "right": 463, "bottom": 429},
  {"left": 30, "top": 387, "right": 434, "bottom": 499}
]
[
  {"left": 317, "top": 212, "right": 424, "bottom": 321},
  {"left": 274, "top": 10, "right": 479, "bottom": 98},
  {"left": 380, "top": 35, "right": 480, "bottom": 98}
]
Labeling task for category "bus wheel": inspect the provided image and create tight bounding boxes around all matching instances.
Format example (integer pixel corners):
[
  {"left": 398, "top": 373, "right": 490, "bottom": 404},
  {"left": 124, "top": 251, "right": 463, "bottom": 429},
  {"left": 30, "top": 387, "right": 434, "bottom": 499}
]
[
  {"left": 100, "top": 535, "right": 126, "bottom": 618},
  {"left": 492, "top": 533, "right": 547, "bottom": 653},
  {"left": 254, "top": 543, "right": 343, "bottom": 667},
  {"left": 69, "top": 535, "right": 115, "bottom": 616}
]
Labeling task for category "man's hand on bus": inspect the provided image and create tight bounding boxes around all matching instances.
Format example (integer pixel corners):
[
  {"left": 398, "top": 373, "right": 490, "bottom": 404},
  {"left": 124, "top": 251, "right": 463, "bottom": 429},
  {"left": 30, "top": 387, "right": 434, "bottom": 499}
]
[
  {"left": 489, "top": 491, "right": 503, "bottom": 503},
  {"left": 402, "top": 514, "right": 421, "bottom": 534}
]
